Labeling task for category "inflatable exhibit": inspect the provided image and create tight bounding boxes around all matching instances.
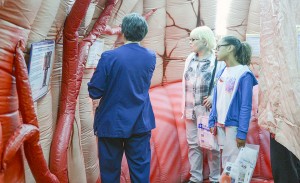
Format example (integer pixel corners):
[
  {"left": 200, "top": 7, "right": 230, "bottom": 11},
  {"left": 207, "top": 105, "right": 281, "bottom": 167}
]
[{"left": 0, "top": 0, "right": 299, "bottom": 182}]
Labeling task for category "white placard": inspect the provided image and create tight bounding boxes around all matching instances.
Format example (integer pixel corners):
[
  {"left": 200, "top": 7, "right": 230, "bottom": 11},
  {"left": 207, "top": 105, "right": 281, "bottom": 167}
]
[
  {"left": 86, "top": 39, "right": 104, "bottom": 68},
  {"left": 220, "top": 144, "right": 259, "bottom": 183},
  {"left": 246, "top": 34, "right": 260, "bottom": 57},
  {"left": 28, "top": 40, "right": 55, "bottom": 101},
  {"left": 297, "top": 25, "right": 300, "bottom": 64}
]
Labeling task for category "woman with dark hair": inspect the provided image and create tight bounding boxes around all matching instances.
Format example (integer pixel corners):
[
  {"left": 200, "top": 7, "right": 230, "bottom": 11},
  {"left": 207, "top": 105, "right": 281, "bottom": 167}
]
[
  {"left": 88, "top": 13, "right": 156, "bottom": 183},
  {"left": 208, "top": 36, "right": 258, "bottom": 168}
]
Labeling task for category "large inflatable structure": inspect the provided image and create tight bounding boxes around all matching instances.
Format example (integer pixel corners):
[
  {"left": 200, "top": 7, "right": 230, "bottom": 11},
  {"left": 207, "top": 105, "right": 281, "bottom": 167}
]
[{"left": 0, "top": 0, "right": 299, "bottom": 182}]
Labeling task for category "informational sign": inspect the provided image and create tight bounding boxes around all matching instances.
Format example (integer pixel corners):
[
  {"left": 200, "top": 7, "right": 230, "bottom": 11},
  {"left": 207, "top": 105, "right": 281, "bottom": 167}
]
[
  {"left": 28, "top": 40, "right": 55, "bottom": 101},
  {"left": 86, "top": 39, "right": 104, "bottom": 68},
  {"left": 246, "top": 34, "right": 260, "bottom": 57},
  {"left": 220, "top": 144, "right": 259, "bottom": 183},
  {"left": 297, "top": 25, "right": 300, "bottom": 64}
]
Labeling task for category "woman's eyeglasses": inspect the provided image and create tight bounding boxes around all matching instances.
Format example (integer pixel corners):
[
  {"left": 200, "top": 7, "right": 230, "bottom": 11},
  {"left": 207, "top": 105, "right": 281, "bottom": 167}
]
[
  {"left": 189, "top": 38, "right": 199, "bottom": 42},
  {"left": 216, "top": 44, "right": 230, "bottom": 51}
]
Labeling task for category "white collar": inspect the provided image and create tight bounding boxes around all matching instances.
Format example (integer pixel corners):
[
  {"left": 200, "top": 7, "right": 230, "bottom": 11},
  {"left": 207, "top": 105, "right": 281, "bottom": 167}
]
[{"left": 125, "top": 41, "right": 140, "bottom": 45}]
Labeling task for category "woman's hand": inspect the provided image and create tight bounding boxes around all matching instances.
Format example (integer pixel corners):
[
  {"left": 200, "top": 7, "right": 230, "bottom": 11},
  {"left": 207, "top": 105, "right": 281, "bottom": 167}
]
[
  {"left": 236, "top": 138, "right": 246, "bottom": 148},
  {"left": 210, "top": 127, "right": 217, "bottom": 136},
  {"left": 203, "top": 96, "right": 212, "bottom": 109}
]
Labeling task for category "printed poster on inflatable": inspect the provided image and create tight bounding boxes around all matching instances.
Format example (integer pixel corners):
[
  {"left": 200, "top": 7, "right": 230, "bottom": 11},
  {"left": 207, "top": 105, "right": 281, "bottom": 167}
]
[
  {"left": 297, "top": 25, "right": 300, "bottom": 64},
  {"left": 86, "top": 39, "right": 104, "bottom": 68},
  {"left": 246, "top": 34, "right": 260, "bottom": 57},
  {"left": 28, "top": 40, "right": 55, "bottom": 101}
]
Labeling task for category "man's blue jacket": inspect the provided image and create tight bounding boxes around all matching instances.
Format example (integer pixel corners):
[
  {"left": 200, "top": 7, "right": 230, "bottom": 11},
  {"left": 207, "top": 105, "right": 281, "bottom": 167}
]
[{"left": 88, "top": 43, "right": 156, "bottom": 138}]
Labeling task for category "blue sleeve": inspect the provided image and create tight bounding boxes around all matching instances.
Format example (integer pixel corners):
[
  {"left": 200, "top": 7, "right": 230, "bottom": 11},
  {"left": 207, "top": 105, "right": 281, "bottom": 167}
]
[
  {"left": 237, "top": 73, "right": 254, "bottom": 140},
  {"left": 149, "top": 52, "right": 156, "bottom": 79},
  {"left": 87, "top": 52, "right": 111, "bottom": 99}
]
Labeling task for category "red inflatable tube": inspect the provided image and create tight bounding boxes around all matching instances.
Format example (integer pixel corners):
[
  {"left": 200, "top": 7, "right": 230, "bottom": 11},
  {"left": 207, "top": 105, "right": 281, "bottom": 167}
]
[
  {"left": 50, "top": 1, "right": 116, "bottom": 182},
  {"left": 2, "top": 124, "right": 39, "bottom": 170},
  {"left": 14, "top": 40, "right": 59, "bottom": 183}
]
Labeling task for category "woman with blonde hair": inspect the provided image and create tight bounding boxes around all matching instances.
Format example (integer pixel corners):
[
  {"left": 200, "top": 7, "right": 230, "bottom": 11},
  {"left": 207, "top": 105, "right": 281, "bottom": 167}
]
[{"left": 182, "top": 26, "right": 224, "bottom": 183}]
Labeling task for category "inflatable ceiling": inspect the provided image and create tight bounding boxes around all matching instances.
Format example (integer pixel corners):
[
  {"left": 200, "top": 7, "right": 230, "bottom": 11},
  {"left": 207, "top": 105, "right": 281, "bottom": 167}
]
[{"left": 0, "top": 0, "right": 299, "bottom": 182}]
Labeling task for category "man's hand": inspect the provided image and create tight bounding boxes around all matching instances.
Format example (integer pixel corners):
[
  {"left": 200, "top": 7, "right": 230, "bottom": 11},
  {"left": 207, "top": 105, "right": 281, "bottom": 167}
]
[
  {"left": 203, "top": 96, "right": 212, "bottom": 109},
  {"left": 236, "top": 138, "right": 246, "bottom": 148}
]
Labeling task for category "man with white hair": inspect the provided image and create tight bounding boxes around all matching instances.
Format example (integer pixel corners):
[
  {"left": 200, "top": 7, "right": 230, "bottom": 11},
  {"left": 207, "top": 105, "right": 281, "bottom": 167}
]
[{"left": 88, "top": 13, "right": 156, "bottom": 183}]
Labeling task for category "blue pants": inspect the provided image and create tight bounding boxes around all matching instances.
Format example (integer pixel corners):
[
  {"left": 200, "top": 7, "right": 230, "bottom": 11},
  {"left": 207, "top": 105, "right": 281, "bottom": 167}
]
[{"left": 98, "top": 132, "right": 151, "bottom": 183}]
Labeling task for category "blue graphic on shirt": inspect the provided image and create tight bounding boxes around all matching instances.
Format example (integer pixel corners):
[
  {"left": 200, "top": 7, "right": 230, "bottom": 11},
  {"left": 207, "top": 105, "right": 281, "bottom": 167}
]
[{"left": 225, "top": 77, "right": 236, "bottom": 93}]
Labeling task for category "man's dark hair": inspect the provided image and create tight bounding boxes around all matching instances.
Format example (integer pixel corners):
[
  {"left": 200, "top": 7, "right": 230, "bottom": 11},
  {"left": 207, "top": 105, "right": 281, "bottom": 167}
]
[{"left": 121, "top": 13, "right": 148, "bottom": 42}]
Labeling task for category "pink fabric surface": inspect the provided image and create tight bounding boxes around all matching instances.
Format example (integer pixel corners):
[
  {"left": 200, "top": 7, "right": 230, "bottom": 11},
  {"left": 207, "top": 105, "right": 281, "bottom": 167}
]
[{"left": 119, "top": 82, "right": 273, "bottom": 182}]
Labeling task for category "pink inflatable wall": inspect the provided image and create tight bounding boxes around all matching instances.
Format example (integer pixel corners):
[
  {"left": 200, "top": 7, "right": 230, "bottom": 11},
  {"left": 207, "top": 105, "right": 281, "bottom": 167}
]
[{"left": 0, "top": 0, "right": 299, "bottom": 182}]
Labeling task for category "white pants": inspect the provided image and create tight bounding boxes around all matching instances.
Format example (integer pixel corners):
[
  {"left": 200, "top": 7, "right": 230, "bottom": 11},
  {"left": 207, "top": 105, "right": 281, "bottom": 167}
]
[
  {"left": 185, "top": 119, "right": 221, "bottom": 182},
  {"left": 216, "top": 126, "right": 240, "bottom": 169}
]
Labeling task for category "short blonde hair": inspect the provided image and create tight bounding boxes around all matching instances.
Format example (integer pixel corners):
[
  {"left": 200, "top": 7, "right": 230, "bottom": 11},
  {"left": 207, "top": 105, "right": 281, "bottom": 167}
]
[{"left": 190, "top": 26, "right": 216, "bottom": 50}]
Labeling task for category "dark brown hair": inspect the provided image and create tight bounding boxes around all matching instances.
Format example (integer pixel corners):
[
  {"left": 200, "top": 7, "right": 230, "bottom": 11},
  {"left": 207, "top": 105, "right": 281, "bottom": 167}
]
[{"left": 222, "top": 36, "right": 252, "bottom": 65}]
